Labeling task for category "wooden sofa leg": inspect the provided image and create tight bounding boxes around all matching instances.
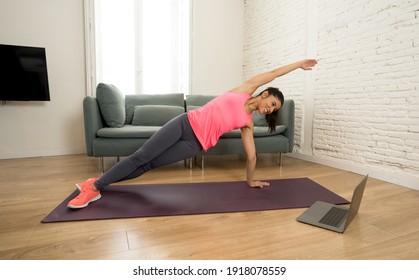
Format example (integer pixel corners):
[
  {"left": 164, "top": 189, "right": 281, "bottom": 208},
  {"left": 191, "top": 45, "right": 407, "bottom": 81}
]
[
  {"left": 185, "top": 157, "right": 195, "bottom": 169},
  {"left": 278, "top": 153, "right": 283, "bottom": 166},
  {"left": 196, "top": 155, "right": 205, "bottom": 169},
  {"left": 99, "top": 157, "right": 104, "bottom": 174}
]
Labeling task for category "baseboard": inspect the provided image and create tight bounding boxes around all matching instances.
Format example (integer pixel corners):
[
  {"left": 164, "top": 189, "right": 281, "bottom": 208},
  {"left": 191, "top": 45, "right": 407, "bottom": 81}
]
[
  {"left": 288, "top": 152, "right": 419, "bottom": 191},
  {"left": 0, "top": 148, "right": 85, "bottom": 160}
]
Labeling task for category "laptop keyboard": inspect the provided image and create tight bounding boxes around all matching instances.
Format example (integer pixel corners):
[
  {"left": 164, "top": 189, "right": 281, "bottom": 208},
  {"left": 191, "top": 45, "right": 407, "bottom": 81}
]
[{"left": 319, "top": 207, "right": 348, "bottom": 228}]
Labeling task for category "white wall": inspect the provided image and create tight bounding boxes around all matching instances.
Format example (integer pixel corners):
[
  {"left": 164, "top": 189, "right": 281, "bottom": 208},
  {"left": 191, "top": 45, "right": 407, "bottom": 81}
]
[
  {"left": 243, "top": 0, "right": 419, "bottom": 190},
  {"left": 191, "top": 0, "right": 244, "bottom": 95},
  {"left": 0, "top": 0, "right": 87, "bottom": 159},
  {"left": 0, "top": 0, "right": 244, "bottom": 159}
]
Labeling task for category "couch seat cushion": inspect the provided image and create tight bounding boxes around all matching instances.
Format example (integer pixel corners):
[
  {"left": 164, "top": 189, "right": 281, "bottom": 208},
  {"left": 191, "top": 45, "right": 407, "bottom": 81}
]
[
  {"left": 97, "top": 125, "right": 160, "bottom": 138},
  {"left": 221, "top": 125, "right": 287, "bottom": 138},
  {"left": 97, "top": 124, "right": 286, "bottom": 139}
]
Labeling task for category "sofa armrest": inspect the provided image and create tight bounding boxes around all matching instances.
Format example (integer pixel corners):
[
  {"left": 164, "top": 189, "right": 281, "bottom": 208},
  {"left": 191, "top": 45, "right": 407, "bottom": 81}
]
[
  {"left": 277, "top": 99, "right": 295, "bottom": 152},
  {"left": 83, "top": 96, "right": 104, "bottom": 156}
]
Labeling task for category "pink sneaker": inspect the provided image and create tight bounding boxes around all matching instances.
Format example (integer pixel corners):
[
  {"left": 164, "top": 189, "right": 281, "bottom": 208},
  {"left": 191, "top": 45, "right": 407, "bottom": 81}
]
[
  {"left": 68, "top": 185, "right": 101, "bottom": 209},
  {"left": 75, "top": 178, "right": 97, "bottom": 191}
]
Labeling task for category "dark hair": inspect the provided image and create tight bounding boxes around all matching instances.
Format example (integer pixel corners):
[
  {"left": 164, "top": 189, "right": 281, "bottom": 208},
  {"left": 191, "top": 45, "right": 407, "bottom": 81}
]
[{"left": 257, "top": 87, "right": 284, "bottom": 133}]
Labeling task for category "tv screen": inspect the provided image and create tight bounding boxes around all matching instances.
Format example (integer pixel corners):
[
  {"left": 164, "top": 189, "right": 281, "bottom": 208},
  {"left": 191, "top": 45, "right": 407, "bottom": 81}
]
[{"left": 0, "top": 43, "right": 50, "bottom": 101}]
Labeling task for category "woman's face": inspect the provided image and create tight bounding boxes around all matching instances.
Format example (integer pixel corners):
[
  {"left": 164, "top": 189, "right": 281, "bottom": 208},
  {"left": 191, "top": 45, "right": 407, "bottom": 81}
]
[{"left": 258, "top": 92, "right": 282, "bottom": 115}]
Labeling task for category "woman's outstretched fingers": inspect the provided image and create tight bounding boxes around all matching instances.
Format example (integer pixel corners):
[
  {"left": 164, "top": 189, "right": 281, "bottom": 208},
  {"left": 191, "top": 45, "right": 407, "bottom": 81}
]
[
  {"left": 301, "top": 59, "right": 318, "bottom": 70},
  {"left": 249, "top": 180, "right": 270, "bottom": 188}
]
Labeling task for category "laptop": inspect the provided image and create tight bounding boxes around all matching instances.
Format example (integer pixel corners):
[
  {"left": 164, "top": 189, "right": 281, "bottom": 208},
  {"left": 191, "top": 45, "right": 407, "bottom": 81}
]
[{"left": 297, "top": 175, "right": 368, "bottom": 233}]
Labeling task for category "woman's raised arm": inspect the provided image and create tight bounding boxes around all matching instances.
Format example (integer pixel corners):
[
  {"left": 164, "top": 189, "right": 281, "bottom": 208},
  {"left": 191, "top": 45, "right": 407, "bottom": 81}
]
[{"left": 232, "top": 59, "right": 317, "bottom": 95}]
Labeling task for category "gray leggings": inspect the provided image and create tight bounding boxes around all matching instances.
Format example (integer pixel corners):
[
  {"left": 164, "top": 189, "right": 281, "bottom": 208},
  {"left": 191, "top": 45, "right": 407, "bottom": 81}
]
[{"left": 94, "top": 113, "right": 203, "bottom": 191}]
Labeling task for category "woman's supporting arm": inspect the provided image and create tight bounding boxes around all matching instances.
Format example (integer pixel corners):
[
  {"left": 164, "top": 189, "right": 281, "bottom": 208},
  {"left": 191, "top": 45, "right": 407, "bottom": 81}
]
[{"left": 241, "top": 122, "right": 270, "bottom": 188}]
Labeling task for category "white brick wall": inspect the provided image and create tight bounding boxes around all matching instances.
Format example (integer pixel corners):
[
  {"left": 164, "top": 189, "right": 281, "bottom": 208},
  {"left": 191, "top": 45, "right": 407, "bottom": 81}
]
[
  {"left": 244, "top": 0, "right": 419, "bottom": 188},
  {"left": 244, "top": 0, "right": 308, "bottom": 149}
]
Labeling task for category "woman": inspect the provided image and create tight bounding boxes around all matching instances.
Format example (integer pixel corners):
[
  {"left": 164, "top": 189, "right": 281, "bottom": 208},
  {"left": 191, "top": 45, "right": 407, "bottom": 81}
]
[{"left": 68, "top": 59, "right": 317, "bottom": 209}]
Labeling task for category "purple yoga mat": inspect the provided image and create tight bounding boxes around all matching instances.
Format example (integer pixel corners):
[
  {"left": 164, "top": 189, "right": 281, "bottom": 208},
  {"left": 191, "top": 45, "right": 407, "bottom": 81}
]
[{"left": 41, "top": 178, "right": 349, "bottom": 223}]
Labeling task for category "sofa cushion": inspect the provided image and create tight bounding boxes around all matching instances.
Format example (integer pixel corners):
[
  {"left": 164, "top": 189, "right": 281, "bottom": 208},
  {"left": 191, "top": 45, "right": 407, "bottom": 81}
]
[
  {"left": 125, "top": 93, "right": 185, "bottom": 124},
  {"left": 186, "top": 105, "right": 200, "bottom": 111},
  {"left": 131, "top": 105, "right": 185, "bottom": 126},
  {"left": 96, "top": 83, "right": 125, "bottom": 127},
  {"left": 252, "top": 111, "right": 268, "bottom": 126},
  {"left": 185, "top": 95, "right": 216, "bottom": 107},
  {"left": 96, "top": 124, "right": 286, "bottom": 139},
  {"left": 97, "top": 125, "right": 160, "bottom": 138},
  {"left": 221, "top": 125, "right": 287, "bottom": 138}
]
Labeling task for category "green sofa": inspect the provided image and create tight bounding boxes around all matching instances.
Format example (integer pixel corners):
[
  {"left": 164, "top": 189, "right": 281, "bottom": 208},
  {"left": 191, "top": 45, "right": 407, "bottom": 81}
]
[{"left": 83, "top": 83, "right": 294, "bottom": 171}]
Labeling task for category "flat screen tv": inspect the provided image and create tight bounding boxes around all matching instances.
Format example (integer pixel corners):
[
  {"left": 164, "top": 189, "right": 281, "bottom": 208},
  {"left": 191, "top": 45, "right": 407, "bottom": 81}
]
[{"left": 0, "top": 43, "right": 50, "bottom": 101}]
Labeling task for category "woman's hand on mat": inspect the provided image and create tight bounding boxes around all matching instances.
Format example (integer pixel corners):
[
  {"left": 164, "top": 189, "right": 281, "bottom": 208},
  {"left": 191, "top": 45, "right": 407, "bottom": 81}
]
[{"left": 248, "top": 180, "right": 270, "bottom": 188}]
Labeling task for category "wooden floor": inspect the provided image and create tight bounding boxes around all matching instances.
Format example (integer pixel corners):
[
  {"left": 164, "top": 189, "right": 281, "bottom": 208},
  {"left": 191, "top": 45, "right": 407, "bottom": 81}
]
[{"left": 0, "top": 154, "right": 418, "bottom": 260}]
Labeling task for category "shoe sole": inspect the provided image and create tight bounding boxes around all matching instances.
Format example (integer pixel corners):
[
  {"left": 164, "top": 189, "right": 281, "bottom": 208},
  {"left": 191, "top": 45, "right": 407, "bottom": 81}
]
[{"left": 67, "top": 194, "right": 102, "bottom": 209}]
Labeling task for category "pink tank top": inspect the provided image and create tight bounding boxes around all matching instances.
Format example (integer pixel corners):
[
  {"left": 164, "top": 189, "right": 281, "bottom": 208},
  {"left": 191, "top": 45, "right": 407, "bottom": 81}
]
[{"left": 187, "top": 91, "right": 252, "bottom": 151}]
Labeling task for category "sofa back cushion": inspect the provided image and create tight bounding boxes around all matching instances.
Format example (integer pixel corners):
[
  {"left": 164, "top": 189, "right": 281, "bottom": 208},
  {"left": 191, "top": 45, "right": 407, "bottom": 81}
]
[
  {"left": 185, "top": 95, "right": 216, "bottom": 111},
  {"left": 251, "top": 111, "right": 268, "bottom": 126},
  {"left": 125, "top": 93, "right": 185, "bottom": 124},
  {"left": 96, "top": 83, "right": 125, "bottom": 127},
  {"left": 132, "top": 105, "right": 185, "bottom": 126}
]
